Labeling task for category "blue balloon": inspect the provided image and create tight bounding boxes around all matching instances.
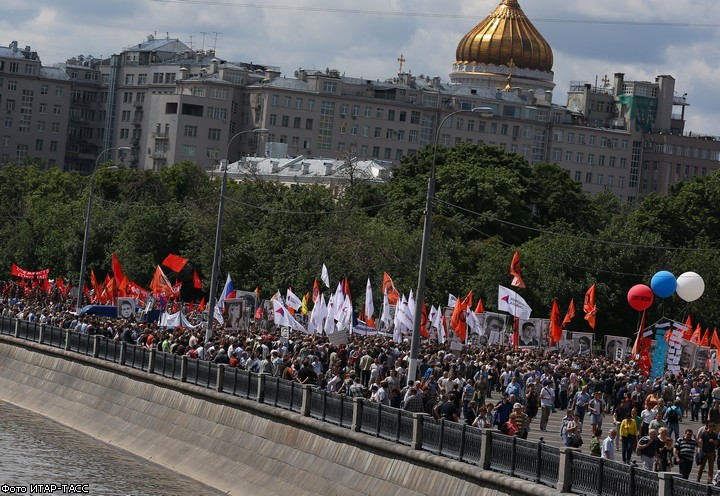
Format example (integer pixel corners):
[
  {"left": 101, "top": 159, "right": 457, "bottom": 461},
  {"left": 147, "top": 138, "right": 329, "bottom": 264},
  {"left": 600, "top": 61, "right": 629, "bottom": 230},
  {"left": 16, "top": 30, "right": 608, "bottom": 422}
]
[{"left": 650, "top": 270, "right": 677, "bottom": 298}]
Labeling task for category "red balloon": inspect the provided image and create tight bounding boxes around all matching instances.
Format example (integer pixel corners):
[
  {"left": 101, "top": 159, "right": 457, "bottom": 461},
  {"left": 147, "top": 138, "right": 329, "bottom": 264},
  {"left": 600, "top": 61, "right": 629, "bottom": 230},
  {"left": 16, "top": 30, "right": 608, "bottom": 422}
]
[{"left": 627, "top": 284, "right": 654, "bottom": 311}]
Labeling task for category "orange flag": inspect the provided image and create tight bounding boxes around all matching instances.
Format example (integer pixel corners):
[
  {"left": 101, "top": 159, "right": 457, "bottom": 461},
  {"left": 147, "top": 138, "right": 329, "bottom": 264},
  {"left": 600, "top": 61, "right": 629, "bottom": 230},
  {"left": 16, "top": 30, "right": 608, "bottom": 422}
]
[
  {"left": 509, "top": 251, "right": 526, "bottom": 288},
  {"left": 312, "top": 279, "right": 320, "bottom": 303},
  {"left": 474, "top": 298, "right": 485, "bottom": 314},
  {"left": 701, "top": 328, "right": 710, "bottom": 347},
  {"left": 550, "top": 298, "right": 562, "bottom": 344},
  {"left": 691, "top": 324, "right": 702, "bottom": 345},
  {"left": 197, "top": 297, "right": 206, "bottom": 312},
  {"left": 150, "top": 265, "right": 173, "bottom": 297},
  {"left": 382, "top": 272, "right": 401, "bottom": 305},
  {"left": 420, "top": 301, "right": 429, "bottom": 338},
  {"left": 711, "top": 328, "right": 720, "bottom": 350},
  {"left": 562, "top": 299, "right": 576, "bottom": 327},
  {"left": 683, "top": 315, "right": 693, "bottom": 341},
  {"left": 162, "top": 253, "right": 189, "bottom": 273},
  {"left": 583, "top": 284, "right": 597, "bottom": 330},
  {"left": 450, "top": 291, "right": 471, "bottom": 341}
]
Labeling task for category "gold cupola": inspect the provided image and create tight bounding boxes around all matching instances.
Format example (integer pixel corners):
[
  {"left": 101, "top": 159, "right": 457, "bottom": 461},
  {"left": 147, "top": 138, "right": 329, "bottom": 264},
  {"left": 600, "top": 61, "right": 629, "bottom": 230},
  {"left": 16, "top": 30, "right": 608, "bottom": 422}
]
[{"left": 450, "top": 0, "right": 555, "bottom": 93}]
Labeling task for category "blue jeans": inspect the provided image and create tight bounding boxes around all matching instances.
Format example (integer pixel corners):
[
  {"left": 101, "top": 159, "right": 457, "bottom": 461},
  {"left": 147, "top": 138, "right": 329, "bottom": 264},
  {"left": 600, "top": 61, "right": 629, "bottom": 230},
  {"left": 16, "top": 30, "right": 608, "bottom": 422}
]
[
  {"left": 668, "top": 422, "right": 680, "bottom": 441},
  {"left": 575, "top": 405, "right": 587, "bottom": 424}
]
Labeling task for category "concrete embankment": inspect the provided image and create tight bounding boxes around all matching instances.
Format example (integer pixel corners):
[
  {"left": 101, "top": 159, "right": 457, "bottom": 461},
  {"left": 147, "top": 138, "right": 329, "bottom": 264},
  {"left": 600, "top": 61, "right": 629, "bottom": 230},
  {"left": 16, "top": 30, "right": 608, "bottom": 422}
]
[{"left": 0, "top": 336, "right": 561, "bottom": 496}]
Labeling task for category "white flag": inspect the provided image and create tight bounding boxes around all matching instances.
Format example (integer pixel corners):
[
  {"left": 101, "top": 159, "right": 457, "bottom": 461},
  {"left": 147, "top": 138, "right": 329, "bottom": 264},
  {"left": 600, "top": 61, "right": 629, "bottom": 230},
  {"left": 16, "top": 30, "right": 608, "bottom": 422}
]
[
  {"left": 447, "top": 293, "right": 457, "bottom": 308},
  {"left": 335, "top": 294, "right": 353, "bottom": 332},
  {"left": 308, "top": 293, "right": 327, "bottom": 336},
  {"left": 287, "top": 310, "right": 308, "bottom": 334},
  {"left": 381, "top": 291, "right": 392, "bottom": 329},
  {"left": 437, "top": 312, "right": 446, "bottom": 344},
  {"left": 399, "top": 292, "right": 414, "bottom": 329},
  {"left": 364, "top": 278, "right": 374, "bottom": 319},
  {"left": 321, "top": 264, "right": 330, "bottom": 288},
  {"left": 217, "top": 273, "right": 234, "bottom": 312},
  {"left": 324, "top": 294, "right": 337, "bottom": 335},
  {"left": 467, "top": 310, "right": 480, "bottom": 334},
  {"left": 272, "top": 300, "right": 290, "bottom": 327},
  {"left": 285, "top": 288, "right": 303, "bottom": 310},
  {"left": 497, "top": 285, "right": 532, "bottom": 320}
]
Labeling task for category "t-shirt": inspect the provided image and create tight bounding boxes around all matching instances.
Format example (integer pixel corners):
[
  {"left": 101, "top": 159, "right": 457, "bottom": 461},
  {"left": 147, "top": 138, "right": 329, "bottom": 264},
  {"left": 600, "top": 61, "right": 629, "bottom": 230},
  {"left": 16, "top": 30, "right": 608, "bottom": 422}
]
[
  {"left": 601, "top": 436, "right": 614, "bottom": 459},
  {"left": 638, "top": 436, "right": 658, "bottom": 457},
  {"left": 700, "top": 430, "right": 717, "bottom": 453},
  {"left": 675, "top": 437, "right": 698, "bottom": 461}
]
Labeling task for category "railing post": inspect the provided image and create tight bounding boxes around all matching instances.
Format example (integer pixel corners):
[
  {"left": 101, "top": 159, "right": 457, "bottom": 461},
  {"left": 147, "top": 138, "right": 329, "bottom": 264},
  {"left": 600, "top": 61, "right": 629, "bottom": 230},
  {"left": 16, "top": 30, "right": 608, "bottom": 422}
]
[
  {"left": 300, "top": 384, "right": 313, "bottom": 417},
  {"left": 458, "top": 423, "right": 466, "bottom": 461},
  {"left": 38, "top": 323, "right": 46, "bottom": 344},
  {"left": 410, "top": 413, "right": 426, "bottom": 450},
  {"left": 628, "top": 463, "right": 635, "bottom": 496},
  {"left": 657, "top": 472, "right": 674, "bottom": 496},
  {"left": 92, "top": 335, "right": 100, "bottom": 358},
  {"left": 148, "top": 348, "right": 156, "bottom": 373},
  {"left": 510, "top": 435, "right": 517, "bottom": 475},
  {"left": 479, "top": 429, "right": 492, "bottom": 470},
  {"left": 597, "top": 457, "right": 604, "bottom": 495},
  {"left": 257, "top": 373, "right": 266, "bottom": 403},
  {"left": 119, "top": 341, "right": 127, "bottom": 365},
  {"left": 536, "top": 440, "right": 543, "bottom": 483},
  {"left": 216, "top": 364, "right": 225, "bottom": 392},
  {"left": 14, "top": 319, "right": 20, "bottom": 338},
  {"left": 556, "top": 447, "right": 578, "bottom": 493},
  {"left": 180, "top": 355, "right": 188, "bottom": 382},
  {"left": 351, "top": 397, "right": 364, "bottom": 432},
  {"left": 64, "top": 329, "right": 71, "bottom": 351}
]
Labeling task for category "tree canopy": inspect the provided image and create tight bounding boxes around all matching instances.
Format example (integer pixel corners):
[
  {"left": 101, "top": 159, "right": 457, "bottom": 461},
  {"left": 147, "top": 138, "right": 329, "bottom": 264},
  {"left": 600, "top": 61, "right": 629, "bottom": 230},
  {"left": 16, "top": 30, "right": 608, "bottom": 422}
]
[{"left": 3, "top": 144, "right": 719, "bottom": 339}]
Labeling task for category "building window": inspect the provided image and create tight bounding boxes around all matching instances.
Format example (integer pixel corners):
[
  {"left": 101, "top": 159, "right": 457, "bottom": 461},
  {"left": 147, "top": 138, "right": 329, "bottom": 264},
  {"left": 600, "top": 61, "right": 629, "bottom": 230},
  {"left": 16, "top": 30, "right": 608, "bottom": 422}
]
[
  {"left": 388, "top": 109, "right": 395, "bottom": 121},
  {"left": 51, "top": 122, "right": 60, "bottom": 133},
  {"left": 585, "top": 172, "right": 592, "bottom": 183},
  {"left": 125, "top": 74, "right": 134, "bottom": 85},
  {"left": 552, "top": 148, "right": 562, "bottom": 160},
  {"left": 184, "top": 125, "right": 198, "bottom": 137},
  {"left": 271, "top": 94, "right": 279, "bottom": 105},
  {"left": 293, "top": 117, "right": 301, "bottom": 128},
  {"left": 305, "top": 118, "right": 313, "bottom": 130},
  {"left": 322, "top": 81, "right": 337, "bottom": 93},
  {"left": 397, "top": 130, "right": 405, "bottom": 141},
  {"left": 41, "top": 84, "right": 48, "bottom": 95},
  {"left": 183, "top": 145, "right": 196, "bottom": 157},
  {"left": 49, "top": 141, "right": 58, "bottom": 152},
  {"left": 206, "top": 147, "right": 219, "bottom": 160},
  {"left": 281, "top": 115, "right": 289, "bottom": 127},
  {"left": 574, "top": 171, "right": 581, "bottom": 182},
  {"left": 269, "top": 114, "right": 277, "bottom": 125},
  {"left": 576, "top": 152, "right": 583, "bottom": 163},
  {"left": 284, "top": 96, "right": 291, "bottom": 107},
  {"left": 208, "top": 128, "right": 221, "bottom": 140},
  {"left": 296, "top": 98, "right": 303, "bottom": 109},
  {"left": 307, "top": 99, "right": 315, "bottom": 111},
  {"left": 374, "top": 127, "right": 382, "bottom": 138},
  {"left": 567, "top": 132, "right": 574, "bottom": 144},
  {"left": 35, "top": 139, "right": 43, "bottom": 151}
]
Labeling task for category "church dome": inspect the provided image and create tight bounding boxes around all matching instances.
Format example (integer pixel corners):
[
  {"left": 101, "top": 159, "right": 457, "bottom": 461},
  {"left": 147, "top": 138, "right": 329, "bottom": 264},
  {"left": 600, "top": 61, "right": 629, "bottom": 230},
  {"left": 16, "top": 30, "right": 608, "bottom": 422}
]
[{"left": 455, "top": 0, "right": 553, "bottom": 73}]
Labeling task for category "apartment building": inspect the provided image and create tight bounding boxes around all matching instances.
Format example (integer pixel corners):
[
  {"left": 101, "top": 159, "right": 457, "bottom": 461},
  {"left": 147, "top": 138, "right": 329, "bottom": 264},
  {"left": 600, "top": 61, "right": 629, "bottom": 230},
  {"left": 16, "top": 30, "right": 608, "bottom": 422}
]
[{"left": 1, "top": 0, "right": 719, "bottom": 202}]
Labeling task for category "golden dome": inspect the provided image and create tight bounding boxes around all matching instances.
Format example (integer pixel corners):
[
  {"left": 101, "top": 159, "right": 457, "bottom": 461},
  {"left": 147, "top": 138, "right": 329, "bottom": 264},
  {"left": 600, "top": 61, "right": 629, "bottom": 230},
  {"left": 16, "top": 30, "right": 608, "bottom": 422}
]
[{"left": 455, "top": 0, "right": 553, "bottom": 73}]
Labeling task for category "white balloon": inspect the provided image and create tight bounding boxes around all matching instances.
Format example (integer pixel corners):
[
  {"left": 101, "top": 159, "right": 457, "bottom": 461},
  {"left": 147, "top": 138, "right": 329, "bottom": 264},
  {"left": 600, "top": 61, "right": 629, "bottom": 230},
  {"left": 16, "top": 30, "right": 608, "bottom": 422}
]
[{"left": 676, "top": 271, "right": 705, "bottom": 302}]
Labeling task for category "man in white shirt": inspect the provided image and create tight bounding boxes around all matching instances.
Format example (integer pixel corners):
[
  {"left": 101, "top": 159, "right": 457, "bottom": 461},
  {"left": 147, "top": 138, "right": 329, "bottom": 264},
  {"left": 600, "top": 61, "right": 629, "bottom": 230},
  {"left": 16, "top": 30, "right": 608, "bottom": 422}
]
[
  {"left": 602, "top": 429, "right": 617, "bottom": 460},
  {"left": 539, "top": 379, "right": 556, "bottom": 431}
]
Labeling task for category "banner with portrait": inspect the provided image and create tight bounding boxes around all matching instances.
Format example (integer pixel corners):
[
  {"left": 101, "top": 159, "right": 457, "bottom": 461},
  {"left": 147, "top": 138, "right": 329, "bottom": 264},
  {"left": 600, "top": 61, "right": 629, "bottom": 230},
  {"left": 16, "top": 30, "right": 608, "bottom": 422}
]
[
  {"left": 679, "top": 339, "right": 697, "bottom": 370},
  {"left": 604, "top": 335, "right": 629, "bottom": 361},
  {"left": 481, "top": 312, "right": 509, "bottom": 346},
  {"left": 695, "top": 346, "right": 711, "bottom": 371},
  {"left": 517, "top": 318, "right": 542, "bottom": 349},
  {"left": 539, "top": 319, "right": 554, "bottom": 349},
  {"left": 571, "top": 332, "right": 594, "bottom": 356},
  {"left": 117, "top": 297, "right": 136, "bottom": 319},
  {"left": 224, "top": 298, "right": 245, "bottom": 331}
]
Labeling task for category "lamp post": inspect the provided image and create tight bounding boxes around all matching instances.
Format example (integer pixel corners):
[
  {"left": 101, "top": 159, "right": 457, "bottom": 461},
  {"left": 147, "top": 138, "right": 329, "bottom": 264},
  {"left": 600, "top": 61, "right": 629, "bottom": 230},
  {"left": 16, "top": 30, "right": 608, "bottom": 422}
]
[
  {"left": 205, "top": 128, "right": 269, "bottom": 342},
  {"left": 76, "top": 147, "right": 130, "bottom": 311},
  {"left": 408, "top": 108, "right": 490, "bottom": 382}
]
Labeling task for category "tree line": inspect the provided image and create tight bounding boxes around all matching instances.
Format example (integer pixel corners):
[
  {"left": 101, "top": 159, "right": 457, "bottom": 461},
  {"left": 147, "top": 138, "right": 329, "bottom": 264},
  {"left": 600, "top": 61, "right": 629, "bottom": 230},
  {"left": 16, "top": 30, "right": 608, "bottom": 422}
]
[{"left": 2, "top": 142, "right": 718, "bottom": 339}]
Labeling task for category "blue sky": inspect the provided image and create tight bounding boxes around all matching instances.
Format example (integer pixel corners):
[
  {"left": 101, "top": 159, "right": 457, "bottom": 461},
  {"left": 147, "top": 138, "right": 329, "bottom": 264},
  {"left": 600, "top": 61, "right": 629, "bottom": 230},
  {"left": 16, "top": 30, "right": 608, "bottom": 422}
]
[{"left": 3, "top": 0, "right": 720, "bottom": 135}]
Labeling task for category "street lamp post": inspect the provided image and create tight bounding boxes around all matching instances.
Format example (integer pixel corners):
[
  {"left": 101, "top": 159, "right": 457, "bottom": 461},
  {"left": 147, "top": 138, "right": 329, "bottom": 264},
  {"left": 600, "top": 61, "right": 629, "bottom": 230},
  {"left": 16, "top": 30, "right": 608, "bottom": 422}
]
[
  {"left": 408, "top": 108, "right": 490, "bottom": 382},
  {"left": 205, "top": 128, "right": 268, "bottom": 342},
  {"left": 76, "top": 147, "right": 130, "bottom": 311}
]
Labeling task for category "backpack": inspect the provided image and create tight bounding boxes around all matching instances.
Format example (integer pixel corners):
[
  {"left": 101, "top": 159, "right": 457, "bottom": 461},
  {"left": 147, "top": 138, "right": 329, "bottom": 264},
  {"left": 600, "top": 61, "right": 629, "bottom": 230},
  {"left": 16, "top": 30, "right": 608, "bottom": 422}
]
[
  {"left": 569, "top": 433, "right": 583, "bottom": 448},
  {"left": 636, "top": 436, "right": 650, "bottom": 456},
  {"left": 589, "top": 436, "right": 601, "bottom": 456},
  {"left": 666, "top": 406, "right": 679, "bottom": 423}
]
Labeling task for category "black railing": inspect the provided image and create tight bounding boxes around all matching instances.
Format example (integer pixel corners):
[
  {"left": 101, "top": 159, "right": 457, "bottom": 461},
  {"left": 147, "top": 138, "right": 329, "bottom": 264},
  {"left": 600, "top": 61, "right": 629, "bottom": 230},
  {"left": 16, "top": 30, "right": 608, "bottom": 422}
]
[{"left": 2, "top": 318, "right": 706, "bottom": 496}]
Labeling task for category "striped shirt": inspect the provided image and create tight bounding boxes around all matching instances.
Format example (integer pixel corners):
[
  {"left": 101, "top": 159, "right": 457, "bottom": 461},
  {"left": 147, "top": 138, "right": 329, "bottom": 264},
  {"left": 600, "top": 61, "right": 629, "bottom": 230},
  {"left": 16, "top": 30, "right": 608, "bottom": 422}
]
[{"left": 675, "top": 437, "right": 698, "bottom": 461}]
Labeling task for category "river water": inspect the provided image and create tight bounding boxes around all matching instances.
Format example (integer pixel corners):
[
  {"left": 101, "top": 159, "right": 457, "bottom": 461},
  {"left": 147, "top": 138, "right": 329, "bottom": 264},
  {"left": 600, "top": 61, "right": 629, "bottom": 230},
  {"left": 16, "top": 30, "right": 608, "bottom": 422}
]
[{"left": 0, "top": 401, "right": 223, "bottom": 496}]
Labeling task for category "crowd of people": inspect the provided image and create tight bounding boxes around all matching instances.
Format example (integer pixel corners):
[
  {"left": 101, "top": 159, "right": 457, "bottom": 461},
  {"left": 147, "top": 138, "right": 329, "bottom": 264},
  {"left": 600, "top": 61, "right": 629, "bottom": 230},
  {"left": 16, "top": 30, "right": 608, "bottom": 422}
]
[{"left": 2, "top": 281, "right": 720, "bottom": 484}]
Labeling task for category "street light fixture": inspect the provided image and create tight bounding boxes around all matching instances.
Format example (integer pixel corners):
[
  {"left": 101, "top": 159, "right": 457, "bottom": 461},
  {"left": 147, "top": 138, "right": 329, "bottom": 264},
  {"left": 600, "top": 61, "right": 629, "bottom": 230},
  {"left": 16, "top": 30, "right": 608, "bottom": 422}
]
[
  {"left": 76, "top": 146, "right": 130, "bottom": 311},
  {"left": 408, "top": 108, "right": 487, "bottom": 382},
  {"left": 205, "top": 128, "right": 269, "bottom": 341}
]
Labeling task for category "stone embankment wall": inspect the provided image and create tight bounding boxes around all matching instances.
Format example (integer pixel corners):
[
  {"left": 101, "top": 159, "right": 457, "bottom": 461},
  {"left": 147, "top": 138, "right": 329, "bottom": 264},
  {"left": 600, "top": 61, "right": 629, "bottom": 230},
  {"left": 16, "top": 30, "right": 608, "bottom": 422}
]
[{"left": 0, "top": 336, "right": 561, "bottom": 496}]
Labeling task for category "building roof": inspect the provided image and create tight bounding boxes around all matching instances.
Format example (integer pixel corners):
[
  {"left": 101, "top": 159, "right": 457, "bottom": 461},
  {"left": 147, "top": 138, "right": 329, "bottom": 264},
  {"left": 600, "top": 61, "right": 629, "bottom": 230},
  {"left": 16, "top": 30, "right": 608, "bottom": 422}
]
[{"left": 218, "top": 156, "right": 390, "bottom": 185}]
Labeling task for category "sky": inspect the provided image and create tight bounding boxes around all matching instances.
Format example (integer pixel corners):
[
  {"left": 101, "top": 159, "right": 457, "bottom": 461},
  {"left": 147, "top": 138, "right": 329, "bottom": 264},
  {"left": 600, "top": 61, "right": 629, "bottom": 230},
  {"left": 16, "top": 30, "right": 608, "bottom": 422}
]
[{"left": 3, "top": 0, "right": 720, "bottom": 135}]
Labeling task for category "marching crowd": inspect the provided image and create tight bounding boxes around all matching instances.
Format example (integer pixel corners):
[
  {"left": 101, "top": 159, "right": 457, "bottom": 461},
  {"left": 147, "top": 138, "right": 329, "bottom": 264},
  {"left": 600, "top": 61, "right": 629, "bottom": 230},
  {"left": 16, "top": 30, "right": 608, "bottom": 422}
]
[{"left": 2, "top": 282, "right": 720, "bottom": 484}]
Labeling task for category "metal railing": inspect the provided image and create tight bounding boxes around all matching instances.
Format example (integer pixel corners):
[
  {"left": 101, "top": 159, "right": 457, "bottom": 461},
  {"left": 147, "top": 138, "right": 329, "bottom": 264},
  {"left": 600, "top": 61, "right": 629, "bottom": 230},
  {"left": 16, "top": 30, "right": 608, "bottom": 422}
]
[{"left": 0, "top": 317, "right": 707, "bottom": 496}]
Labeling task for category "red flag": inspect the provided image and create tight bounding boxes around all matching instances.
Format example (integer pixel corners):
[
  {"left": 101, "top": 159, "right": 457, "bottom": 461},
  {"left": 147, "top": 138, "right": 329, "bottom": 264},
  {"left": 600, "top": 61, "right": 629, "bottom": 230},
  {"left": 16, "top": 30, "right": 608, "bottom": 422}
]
[
  {"left": 382, "top": 272, "right": 401, "bottom": 305},
  {"left": 450, "top": 291, "right": 472, "bottom": 341},
  {"left": 198, "top": 297, "right": 206, "bottom": 312},
  {"left": 509, "top": 251, "right": 526, "bottom": 288},
  {"left": 343, "top": 277, "right": 352, "bottom": 302},
  {"left": 56, "top": 276, "right": 67, "bottom": 296},
  {"left": 255, "top": 307, "right": 263, "bottom": 320},
  {"left": 188, "top": 301, "right": 196, "bottom": 313},
  {"left": 42, "top": 279, "right": 51, "bottom": 292},
  {"left": 562, "top": 299, "right": 576, "bottom": 327},
  {"left": 550, "top": 298, "right": 562, "bottom": 345},
  {"left": 683, "top": 315, "right": 693, "bottom": 341},
  {"left": 162, "top": 254, "right": 189, "bottom": 273},
  {"left": 633, "top": 310, "right": 651, "bottom": 374},
  {"left": 583, "top": 284, "right": 597, "bottom": 330},
  {"left": 712, "top": 329, "right": 720, "bottom": 351},
  {"left": 312, "top": 279, "right": 320, "bottom": 303},
  {"left": 193, "top": 270, "right": 203, "bottom": 289},
  {"left": 112, "top": 253, "right": 125, "bottom": 287}
]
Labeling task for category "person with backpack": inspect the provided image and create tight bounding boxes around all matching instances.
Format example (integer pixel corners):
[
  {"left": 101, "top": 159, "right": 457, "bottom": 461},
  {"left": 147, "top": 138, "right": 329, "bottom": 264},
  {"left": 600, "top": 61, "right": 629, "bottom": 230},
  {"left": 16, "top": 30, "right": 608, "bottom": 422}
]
[
  {"left": 636, "top": 428, "right": 659, "bottom": 471},
  {"left": 664, "top": 399, "right": 682, "bottom": 441},
  {"left": 589, "top": 428, "right": 602, "bottom": 457}
]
